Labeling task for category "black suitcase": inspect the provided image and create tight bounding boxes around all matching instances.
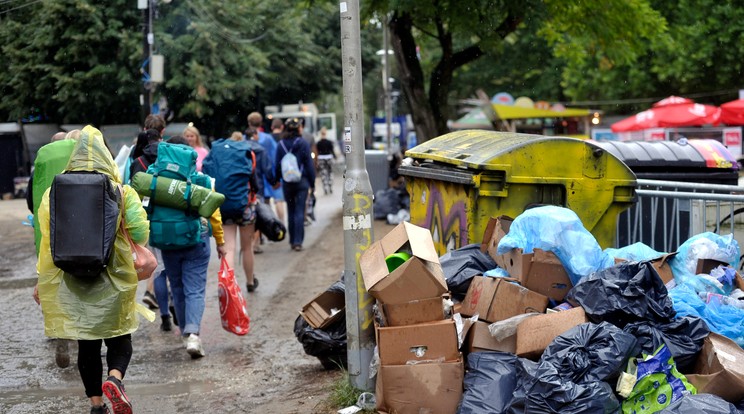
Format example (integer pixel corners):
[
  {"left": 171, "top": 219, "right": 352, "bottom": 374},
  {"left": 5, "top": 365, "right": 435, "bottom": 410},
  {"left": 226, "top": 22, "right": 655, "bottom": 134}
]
[{"left": 50, "top": 171, "right": 120, "bottom": 278}]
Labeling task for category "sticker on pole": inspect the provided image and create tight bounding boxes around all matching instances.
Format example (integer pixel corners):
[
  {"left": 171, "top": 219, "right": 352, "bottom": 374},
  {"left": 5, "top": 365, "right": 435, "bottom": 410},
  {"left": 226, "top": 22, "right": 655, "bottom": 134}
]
[
  {"left": 343, "top": 127, "right": 352, "bottom": 142},
  {"left": 344, "top": 144, "right": 352, "bottom": 154}
]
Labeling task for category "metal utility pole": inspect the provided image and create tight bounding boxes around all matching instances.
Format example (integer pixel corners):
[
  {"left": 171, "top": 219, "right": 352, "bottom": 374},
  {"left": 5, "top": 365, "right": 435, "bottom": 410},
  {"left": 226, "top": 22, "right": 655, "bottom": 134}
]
[
  {"left": 138, "top": 0, "right": 152, "bottom": 122},
  {"left": 382, "top": 19, "right": 393, "bottom": 157},
  {"left": 339, "top": 0, "right": 376, "bottom": 391}
]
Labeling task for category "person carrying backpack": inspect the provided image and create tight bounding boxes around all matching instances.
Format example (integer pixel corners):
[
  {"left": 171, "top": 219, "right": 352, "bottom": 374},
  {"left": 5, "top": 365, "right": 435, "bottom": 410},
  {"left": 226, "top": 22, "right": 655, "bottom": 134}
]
[
  {"left": 33, "top": 125, "right": 150, "bottom": 414},
  {"left": 272, "top": 118, "right": 315, "bottom": 252},
  {"left": 145, "top": 137, "right": 226, "bottom": 359},
  {"left": 203, "top": 131, "right": 271, "bottom": 293}
]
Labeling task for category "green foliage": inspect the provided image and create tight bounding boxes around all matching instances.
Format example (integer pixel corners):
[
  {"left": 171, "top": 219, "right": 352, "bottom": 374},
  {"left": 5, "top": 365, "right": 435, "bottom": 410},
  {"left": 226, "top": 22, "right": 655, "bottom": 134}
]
[
  {"left": 0, "top": 0, "right": 141, "bottom": 124},
  {"left": 329, "top": 371, "right": 375, "bottom": 413}
]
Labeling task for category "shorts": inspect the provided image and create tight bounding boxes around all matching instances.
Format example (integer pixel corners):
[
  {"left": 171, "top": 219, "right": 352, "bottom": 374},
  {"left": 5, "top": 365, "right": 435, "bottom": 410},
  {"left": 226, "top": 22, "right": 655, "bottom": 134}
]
[{"left": 221, "top": 202, "right": 257, "bottom": 227}]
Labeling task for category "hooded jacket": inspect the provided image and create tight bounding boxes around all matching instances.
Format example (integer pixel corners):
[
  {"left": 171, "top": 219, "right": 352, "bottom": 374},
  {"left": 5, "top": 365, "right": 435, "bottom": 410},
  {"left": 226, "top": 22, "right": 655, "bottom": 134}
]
[{"left": 37, "top": 125, "right": 153, "bottom": 340}]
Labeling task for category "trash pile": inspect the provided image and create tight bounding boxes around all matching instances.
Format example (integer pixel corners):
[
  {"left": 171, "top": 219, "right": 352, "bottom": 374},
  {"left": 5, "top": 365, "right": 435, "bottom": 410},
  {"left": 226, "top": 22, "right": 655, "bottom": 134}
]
[{"left": 295, "top": 205, "right": 744, "bottom": 413}]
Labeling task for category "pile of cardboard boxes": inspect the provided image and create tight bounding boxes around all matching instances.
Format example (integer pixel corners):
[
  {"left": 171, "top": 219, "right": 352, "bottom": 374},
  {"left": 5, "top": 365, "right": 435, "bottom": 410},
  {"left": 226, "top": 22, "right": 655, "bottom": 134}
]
[{"left": 299, "top": 217, "right": 744, "bottom": 412}]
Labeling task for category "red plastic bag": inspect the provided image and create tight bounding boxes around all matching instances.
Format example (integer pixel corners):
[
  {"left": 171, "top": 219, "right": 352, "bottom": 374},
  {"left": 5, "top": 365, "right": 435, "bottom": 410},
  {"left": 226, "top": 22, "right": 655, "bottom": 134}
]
[{"left": 218, "top": 258, "right": 250, "bottom": 335}]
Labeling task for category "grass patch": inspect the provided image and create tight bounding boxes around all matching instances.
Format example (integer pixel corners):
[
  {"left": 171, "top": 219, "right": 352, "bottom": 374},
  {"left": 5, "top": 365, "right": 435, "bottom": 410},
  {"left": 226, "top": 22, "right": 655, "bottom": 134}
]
[{"left": 329, "top": 369, "right": 377, "bottom": 413}]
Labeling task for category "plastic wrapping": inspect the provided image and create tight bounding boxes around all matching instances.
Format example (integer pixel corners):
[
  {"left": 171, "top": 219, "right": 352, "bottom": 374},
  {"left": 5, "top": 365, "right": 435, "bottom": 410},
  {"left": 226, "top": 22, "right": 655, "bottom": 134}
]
[
  {"left": 605, "top": 242, "right": 664, "bottom": 262},
  {"left": 670, "top": 283, "right": 744, "bottom": 346},
  {"left": 496, "top": 205, "right": 616, "bottom": 285},
  {"left": 658, "top": 393, "right": 740, "bottom": 414},
  {"left": 373, "top": 188, "right": 405, "bottom": 220},
  {"left": 458, "top": 352, "right": 519, "bottom": 414},
  {"left": 567, "top": 261, "right": 676, "bottom": 328},
  {"left": 440, "top": 243, "right": 498, "bottom": 302},
  {"left": 670, "top": 232, "right": 740, "bottom": 290},
  {"left": 622, "top": 316, "right": 709, "bottom": 372},
  {"left": 488, "top": 313, "right": 538, "bottom": 341},
  {"left": 622, "top": 344, "right": 696, "bottom": 413},
  {"left": 37, "top": 126, "right": 153, "bottom": 340},
  {"left": 542, "top": 322, "right": 637, "bottom": 383},
  {"left": 293, "top": 280, "right": 347, "bottom": 370}
]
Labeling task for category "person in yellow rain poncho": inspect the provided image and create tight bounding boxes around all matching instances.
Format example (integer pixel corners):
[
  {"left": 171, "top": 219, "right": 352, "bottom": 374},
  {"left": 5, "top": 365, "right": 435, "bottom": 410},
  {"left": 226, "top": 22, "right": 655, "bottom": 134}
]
[{"left": 33, "top": 125, "right": 153, "bottom": 414}]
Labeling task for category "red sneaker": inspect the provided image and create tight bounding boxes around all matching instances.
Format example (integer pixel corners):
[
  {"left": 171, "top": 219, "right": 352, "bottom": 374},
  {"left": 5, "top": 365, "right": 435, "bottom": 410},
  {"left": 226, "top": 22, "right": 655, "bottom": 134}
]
[{"left": 102, "top": 376, "right": 132, "bottom": 414}]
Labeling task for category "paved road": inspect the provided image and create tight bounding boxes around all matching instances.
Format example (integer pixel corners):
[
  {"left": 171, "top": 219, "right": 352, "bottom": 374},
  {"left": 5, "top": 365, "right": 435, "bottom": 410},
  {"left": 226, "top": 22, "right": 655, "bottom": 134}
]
[{"left": 0, "top": 170, "right": 390, "bottom": 413}]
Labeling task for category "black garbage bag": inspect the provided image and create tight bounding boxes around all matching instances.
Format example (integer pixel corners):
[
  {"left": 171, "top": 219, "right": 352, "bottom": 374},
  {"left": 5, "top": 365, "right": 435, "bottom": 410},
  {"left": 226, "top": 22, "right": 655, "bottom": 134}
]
[
  {"left": 293, "top": 280, "right": 347, "bottom": 370},
  {"left": 458, "top": 352, "right": 519, "bottom": 414},
  {"left": 373, "top": 188, "right": 402, "bottom": 220},
  {"left": 440, "top": 244, "right": 498, "bottom": 302},
  {"left": 507, "top": 357, "right": 620, "bottom": 413},
  {"left": 566, "top": 261, "right": 676, "bottom": 328},
  {"left": 255, "top": 200, "right": 286, "bottom": 242},
  {"left": 623, "top": 316, "right": 710, "bottom": 372},
  {"left": 659, "top": 393, "right": 741, "bottom": 414},
  {"left": 542, "top": 322, "right": 637, "bottom": 383}
]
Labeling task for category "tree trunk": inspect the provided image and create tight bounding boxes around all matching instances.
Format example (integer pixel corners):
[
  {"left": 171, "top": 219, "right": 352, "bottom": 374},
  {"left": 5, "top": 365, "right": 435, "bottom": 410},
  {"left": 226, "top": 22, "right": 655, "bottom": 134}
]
[{"left": 389, "top": 12, "right": 439, "bottom": 143}]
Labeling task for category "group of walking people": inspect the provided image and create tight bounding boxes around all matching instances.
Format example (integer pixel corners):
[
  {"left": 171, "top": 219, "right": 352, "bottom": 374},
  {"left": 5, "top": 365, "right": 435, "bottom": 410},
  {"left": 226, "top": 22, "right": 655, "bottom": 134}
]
[{"left": 29, "top": 111, "right": 331, "bottom": 413}]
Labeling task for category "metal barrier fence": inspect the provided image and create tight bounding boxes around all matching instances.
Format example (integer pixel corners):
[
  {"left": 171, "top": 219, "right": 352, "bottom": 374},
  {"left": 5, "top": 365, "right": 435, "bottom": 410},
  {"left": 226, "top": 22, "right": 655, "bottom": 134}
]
[{"left": 617, "top": 179, "right": 744, "bottom": 253}]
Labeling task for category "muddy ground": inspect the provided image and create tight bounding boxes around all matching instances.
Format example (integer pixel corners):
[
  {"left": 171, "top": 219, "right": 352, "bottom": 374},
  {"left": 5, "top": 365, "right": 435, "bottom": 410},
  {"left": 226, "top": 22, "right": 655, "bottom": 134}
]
[{"left": 0, "top": 176, "right": 393, "bottom": 414}]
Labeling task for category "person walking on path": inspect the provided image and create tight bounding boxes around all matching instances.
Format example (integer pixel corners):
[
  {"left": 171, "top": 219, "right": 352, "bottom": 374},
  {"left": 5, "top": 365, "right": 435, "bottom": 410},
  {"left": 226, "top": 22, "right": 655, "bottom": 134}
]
[
  {"left": 183, "top": 123, "right": 209, "bottom": 172},
  {"left": 34, "top": 125, "right": 151, "bottom": 414},
  {"left": 269, "top": 118, "right": 287, "bottom": 224},
  {"left": 315, "top": 127, "right": 336, "bottom": 195},
  {"left": 272, "top": 118, "right": 315, "bottom": 252}
]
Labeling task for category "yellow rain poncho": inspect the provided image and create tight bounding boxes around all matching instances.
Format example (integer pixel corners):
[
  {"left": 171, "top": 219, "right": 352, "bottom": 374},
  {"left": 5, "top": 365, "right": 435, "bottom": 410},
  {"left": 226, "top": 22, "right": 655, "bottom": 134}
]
[{"left": 37, "top": 125, "right": 153, "bottom": 340}]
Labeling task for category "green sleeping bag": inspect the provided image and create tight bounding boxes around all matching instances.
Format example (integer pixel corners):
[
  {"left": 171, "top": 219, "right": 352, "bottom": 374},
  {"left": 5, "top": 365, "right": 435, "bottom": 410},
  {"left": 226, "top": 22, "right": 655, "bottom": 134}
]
[{"left": 131, "top": 172, "right": 225, "bottom": 217}]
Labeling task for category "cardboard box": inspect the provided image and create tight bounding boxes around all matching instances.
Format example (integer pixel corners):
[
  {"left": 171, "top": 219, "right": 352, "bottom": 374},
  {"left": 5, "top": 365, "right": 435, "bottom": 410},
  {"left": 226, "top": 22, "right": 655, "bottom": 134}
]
[
  {"left": 463, "top": 320, "right": 516, "bottom": 354},
  {"left": 382, "top": 295, "right": 445, "bottom": 326},
  {"left": 360, "top": 222, "right": 447, "bottom": 305},
  {"left": 650, "top": 252, "right": 678, "bottom": 288},
  {"left": 686, "top": 333, "right": 744, "bottom": 403},
  {"left": 460, "top": 276, "right": 548, "bottom": 323},
  {"left": 376, "top": 320, "right": 459, "bottom": 365},
  {"left": 299, "top": 290, "right": 345, "bottom": 329},
  {"left": 696, "top": 258, "right": 730, "bottom": 275},
  {"left": 480, "top": 215, "right": 513, "bottom": 269},
  {"left": 515, "top": 307, "right": 589, "bottom": 359},
  {"left": 376, "top": 359, "right": 464, "bottom": 414},
  {"left": 501, "top": 248, "right": 573, "bottom": 302}
]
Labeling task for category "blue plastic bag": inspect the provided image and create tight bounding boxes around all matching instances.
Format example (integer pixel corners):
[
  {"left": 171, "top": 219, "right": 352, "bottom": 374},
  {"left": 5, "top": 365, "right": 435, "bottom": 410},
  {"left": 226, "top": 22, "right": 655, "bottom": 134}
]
[
  {"left": 496, "top": 206, "right": 615, "bottom": 285},
  {"left": 605, "top": 242, "right": 664, "bottom": 262},
  {"left": 669, "top": 233, "right": 740, "bottom": 292},
  {"left": 669, "top": 283, "right": 744, "bottom": 346}
]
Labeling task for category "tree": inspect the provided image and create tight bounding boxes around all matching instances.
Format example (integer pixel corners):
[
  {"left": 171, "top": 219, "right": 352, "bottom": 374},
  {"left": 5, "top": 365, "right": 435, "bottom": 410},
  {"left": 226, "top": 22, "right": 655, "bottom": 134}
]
[
  {"left": 0, "top": 0, "right": 141, "bottom": 124},
  {"left": 366, "top": 0, "right": 667, "bottom": 142}
]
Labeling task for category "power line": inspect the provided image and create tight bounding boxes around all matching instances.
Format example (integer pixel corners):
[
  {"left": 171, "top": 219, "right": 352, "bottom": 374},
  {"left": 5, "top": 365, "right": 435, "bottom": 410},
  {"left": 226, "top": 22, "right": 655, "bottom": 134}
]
[{"left": 0, "top": 0, "right": 44, "bottom": 15}]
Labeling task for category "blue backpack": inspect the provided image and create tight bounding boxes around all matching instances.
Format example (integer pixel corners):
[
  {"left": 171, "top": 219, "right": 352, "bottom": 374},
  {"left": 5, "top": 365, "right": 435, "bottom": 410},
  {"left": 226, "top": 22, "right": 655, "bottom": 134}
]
[
  {"left": 145, "top": 142, "right": 209, "bottom": 250},
  {"left": 202, "top": 139, "right": 256, "bottom": 217}
]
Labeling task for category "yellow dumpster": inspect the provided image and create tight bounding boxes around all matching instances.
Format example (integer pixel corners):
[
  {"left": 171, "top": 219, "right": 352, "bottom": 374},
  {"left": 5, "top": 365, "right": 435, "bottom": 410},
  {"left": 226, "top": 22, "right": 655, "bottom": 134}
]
[{"left": 399, "top": 130, "right": 637, "bottom": 255}]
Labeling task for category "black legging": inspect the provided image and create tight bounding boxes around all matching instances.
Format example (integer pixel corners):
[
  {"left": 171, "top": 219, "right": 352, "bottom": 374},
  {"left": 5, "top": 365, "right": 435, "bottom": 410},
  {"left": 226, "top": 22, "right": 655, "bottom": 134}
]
[{"left": 77, "top": 334, "right": 133, "bottom": 398}]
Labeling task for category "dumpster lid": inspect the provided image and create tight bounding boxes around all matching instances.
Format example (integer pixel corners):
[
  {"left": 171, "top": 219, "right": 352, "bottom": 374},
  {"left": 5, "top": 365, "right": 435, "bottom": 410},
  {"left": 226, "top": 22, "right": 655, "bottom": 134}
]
[
  {"left": 592, "top": 139, "right": 738, "bottom": 170},
  {"left": 405, "top": 130, "right": 586, "bottom": 169}
]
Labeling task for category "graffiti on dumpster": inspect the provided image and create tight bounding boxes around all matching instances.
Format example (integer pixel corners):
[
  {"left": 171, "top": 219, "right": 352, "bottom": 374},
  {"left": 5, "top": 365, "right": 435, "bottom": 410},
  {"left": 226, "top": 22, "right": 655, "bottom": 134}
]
[{"left": 412, "top": 183, "right": 468, "bottom": 255}]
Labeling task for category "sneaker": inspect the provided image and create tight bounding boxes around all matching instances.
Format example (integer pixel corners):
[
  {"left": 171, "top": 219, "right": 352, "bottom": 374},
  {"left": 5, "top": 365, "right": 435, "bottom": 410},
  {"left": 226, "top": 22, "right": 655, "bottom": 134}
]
[
  {"left": 185, "top": 334, "right": 205, "bottom": 359},
  {"left": 142, "top": 291, "right": 158, "bottom": 310},
  {"left": 169, "top": 304, "right": 178, "bottom": 327},
  {"left": 102, "top": 376, "right": 132, "bottom": 414},
  {"left": 54, "top": 339, "right": 70, "bottom": 368},
  {"left": 253, "top": 246, "right": 263, "bottom": 254},
  {"left": 292, "top": 245, "right": 303, "bottom": 252},
  {"left": 90, "top": 404, "right": 110, "bottom": 414},
  {"left": 160, "top": 315, "right": 172, "bottom": 332},
  {"left": 247, "top": 276, "right": 259, "bottom": 293}
]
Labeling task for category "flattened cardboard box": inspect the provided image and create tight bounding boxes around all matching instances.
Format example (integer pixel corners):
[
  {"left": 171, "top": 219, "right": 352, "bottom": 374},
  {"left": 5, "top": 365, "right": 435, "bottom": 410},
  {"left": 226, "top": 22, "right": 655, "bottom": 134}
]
[
  {"left": 480, "top": 215, "right": 513, "bottom": 270},
  {"left": 360, "top": 222, "right": 447, "bottom": 305},
  {"left": 376, "top": 319, "right": 459, "bottom": 366},
  {"left": 686, "top": 332, "right": 744, "bottom": 403},
  {"left": 502, "top": 248, "right": 573, "bottom": 302},
  {"left": 382, "top": 295, "right": 445, "bottom": 326},
  {"left": 460, "top": 276, "right": 549, "bottom": 323},
  {"left": 515, "top": 306, "right": 588, "bottom": 360},
  {"left": 299, "top": 290, "right": 345, "bottom": 329},
  {"left": 376, "top": 359, "right": 464, "bottom": 414},
  {"left": 464, "top": 320, "right": 516, "bottom": 354},
  {"left": 650, "top": 252, "right": 678, "bottom": 288}
]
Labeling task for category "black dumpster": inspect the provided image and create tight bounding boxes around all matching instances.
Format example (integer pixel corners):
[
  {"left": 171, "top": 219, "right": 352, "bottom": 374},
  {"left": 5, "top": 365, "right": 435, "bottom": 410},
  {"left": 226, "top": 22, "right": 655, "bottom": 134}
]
[{"left": 592, "top": 139, "right": 740, "bottom": 250}]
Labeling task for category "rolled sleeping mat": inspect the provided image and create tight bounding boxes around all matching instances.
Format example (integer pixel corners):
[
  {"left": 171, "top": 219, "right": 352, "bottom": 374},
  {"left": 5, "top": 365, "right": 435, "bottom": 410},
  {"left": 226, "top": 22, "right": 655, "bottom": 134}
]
[{"left": 131, "top": 172, "right": 225, "bottom": 217}]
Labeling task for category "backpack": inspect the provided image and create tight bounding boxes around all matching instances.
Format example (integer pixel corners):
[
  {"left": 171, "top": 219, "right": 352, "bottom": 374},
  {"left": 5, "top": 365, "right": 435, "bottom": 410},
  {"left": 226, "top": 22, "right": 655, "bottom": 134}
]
[
  {"left": 145, "top": 143, "right": 204, "bottom": 250},
  {"left": 202, "top": 139, "right": 256, "bottom": 217},
  {"left": 50, "top": 171, "right": 120, "bottom": 278},
  {"left": 279, "top": 138, "right": 303, "bottom": 183}
]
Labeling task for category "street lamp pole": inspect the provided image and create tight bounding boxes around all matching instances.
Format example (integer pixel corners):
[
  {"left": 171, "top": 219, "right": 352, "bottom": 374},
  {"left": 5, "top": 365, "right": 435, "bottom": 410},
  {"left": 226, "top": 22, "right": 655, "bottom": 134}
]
[{"left": 339, "top": 0, "right": 375, "bottom": 392}]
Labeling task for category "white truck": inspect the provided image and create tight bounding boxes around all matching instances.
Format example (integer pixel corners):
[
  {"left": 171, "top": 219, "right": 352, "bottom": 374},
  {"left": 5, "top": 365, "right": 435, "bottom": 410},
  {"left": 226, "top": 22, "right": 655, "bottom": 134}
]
[{"left": 264, "top": 103, "right": 337, "bottom": 142}]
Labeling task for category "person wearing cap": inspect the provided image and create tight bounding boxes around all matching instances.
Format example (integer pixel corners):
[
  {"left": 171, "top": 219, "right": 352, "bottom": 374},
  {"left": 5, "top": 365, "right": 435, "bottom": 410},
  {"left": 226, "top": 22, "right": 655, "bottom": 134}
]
[{"left": 272, "top": 118, "right": 315, "bottom": 251}]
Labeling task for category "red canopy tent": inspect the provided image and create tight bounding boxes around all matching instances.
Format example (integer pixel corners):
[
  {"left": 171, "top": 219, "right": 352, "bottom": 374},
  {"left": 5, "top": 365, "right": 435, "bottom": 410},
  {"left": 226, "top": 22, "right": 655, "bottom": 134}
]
[
  {"left": 611, "top": 96, "right": 721, "bottom": 132},
  {"left": 721, "top": 99, "right": 744, "bottom": 125}
]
